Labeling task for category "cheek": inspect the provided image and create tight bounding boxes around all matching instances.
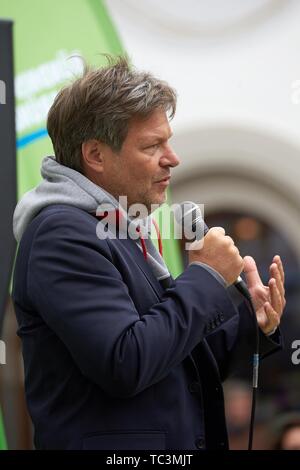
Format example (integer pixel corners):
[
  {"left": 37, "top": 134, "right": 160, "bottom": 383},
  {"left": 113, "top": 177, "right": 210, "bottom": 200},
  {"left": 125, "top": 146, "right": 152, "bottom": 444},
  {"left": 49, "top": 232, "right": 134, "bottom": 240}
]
[
  {"left": 133, "top": 163, "right": 155, "bottom": 182},
  {"left": 124, "top": 153, "right": 159, "bottom": 187}
]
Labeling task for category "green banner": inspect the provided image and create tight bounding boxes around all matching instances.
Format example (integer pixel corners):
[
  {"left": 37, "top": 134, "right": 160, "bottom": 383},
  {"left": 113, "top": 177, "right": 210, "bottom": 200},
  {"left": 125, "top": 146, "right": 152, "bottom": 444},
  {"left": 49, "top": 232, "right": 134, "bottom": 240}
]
[
  {"left": 1, "top": 0, "right": 124, "bottom": 198},
  {"left": 0, "top": 408, "right": 7, "bottom": 450}
]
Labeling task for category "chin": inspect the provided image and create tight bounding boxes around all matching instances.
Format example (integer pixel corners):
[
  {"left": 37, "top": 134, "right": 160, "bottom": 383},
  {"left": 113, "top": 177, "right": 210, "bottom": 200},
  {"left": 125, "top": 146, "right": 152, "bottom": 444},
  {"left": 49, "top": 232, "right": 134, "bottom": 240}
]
[
  {"left": 153, "top": 194, "right": 167, "bottom": 208},
  {"left": 140, "top": 190, "right": 167, "bottom": 213}
]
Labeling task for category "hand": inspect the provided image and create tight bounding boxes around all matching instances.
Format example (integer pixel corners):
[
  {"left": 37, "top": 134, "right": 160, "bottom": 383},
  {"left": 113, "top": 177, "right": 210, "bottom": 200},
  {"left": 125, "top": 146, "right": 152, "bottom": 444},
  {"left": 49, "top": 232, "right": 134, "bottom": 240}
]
[
  {"left": 243, "top": 255, "right": 286, "bottom": 335},
  {"left": 188, "top": 227, "right": 244, "bottom": 285}
]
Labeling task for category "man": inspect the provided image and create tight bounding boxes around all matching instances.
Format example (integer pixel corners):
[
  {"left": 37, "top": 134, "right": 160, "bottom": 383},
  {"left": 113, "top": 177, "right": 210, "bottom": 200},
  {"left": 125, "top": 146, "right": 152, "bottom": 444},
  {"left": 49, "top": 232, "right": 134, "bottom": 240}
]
[{"left": 12, "top": 57, "right": 285, "bottom": 450}]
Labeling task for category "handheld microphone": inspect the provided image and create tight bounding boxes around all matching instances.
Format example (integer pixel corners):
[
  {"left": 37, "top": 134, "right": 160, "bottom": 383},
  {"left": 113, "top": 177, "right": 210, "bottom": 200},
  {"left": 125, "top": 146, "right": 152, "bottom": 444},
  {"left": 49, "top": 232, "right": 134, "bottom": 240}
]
[{"left": 174, "top": 201, "right": 251, "bottom": 300}]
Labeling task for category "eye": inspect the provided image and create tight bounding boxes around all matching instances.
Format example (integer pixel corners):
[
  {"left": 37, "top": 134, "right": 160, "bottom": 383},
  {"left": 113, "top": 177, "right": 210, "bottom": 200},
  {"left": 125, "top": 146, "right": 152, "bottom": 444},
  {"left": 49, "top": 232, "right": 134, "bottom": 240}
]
[{"left": 146, "top": 143, "right": 160, "bottom": 151}]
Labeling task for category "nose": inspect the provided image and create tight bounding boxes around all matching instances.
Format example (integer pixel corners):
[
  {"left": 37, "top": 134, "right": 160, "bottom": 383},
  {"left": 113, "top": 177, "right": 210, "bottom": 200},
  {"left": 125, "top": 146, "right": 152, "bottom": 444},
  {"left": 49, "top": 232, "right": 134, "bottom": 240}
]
[{"left": 160, "top": 144, "right": 180, "bottom": 168}]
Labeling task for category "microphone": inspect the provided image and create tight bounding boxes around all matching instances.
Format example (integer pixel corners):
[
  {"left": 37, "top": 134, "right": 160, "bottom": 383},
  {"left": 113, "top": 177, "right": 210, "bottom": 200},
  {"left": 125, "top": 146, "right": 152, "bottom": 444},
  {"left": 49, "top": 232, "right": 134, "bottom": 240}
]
[{"left": 174, "top": 201, "right": 251, "bottom": 300}]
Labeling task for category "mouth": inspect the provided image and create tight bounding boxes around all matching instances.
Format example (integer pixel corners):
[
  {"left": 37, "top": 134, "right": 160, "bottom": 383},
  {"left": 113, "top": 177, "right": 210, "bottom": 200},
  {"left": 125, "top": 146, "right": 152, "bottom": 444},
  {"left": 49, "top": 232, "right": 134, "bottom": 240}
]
[{"left": 155, "top": 176, "right": 171, "bottom": 185}]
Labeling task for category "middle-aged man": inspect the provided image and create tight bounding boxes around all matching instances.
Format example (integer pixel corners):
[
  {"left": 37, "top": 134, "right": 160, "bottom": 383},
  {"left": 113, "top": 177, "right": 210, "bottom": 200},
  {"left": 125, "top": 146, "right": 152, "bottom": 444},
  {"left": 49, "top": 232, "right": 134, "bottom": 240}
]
[{"left": 12, "top": 57, "right": 285, "bottom": 450}]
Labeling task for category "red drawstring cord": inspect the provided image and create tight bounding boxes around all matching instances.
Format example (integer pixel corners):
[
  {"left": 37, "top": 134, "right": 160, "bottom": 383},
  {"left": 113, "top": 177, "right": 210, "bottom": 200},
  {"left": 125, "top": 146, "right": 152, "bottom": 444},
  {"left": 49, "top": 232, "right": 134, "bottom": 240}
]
[
  {"left": 136, "top": 218, "right": 163, "bottom": 260},
  {"left": 151, "top": 218, "right": 163, "bottom": 257},
  {"left": 135, "top": 226, "right": 148, "bottom": 260}
]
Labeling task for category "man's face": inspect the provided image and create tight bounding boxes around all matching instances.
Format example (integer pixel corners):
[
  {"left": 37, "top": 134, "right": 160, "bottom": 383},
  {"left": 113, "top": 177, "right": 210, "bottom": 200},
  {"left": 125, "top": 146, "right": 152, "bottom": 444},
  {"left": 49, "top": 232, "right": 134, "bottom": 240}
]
[{"left": 100, "top": 108, "right": 180, "bottom": 212}]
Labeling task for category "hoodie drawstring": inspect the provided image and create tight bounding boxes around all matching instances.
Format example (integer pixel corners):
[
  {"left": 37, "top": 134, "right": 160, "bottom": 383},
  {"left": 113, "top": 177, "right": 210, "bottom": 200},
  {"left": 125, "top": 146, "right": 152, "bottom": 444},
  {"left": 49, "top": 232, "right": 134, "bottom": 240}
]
[
  {"left": 151, "top": 218, "right": 163, "bottom": 258},
  {"left": 135, "top": 219, "right": 163, "bottom": 261}
]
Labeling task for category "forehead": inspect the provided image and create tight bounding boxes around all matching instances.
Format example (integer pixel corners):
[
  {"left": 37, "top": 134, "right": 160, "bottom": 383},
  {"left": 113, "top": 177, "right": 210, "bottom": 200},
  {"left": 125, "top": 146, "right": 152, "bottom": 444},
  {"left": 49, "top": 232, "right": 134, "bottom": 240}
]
[{"left": 126, "top": 109, "right": 172, "bottom": 143}]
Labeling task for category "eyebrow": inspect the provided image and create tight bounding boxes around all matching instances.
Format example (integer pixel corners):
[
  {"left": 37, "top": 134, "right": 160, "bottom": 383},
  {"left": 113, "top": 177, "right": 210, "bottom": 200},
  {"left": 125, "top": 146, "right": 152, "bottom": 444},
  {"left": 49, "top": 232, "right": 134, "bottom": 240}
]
[{"left": 138, "top": 131, "right": 173, "bottom": 145}]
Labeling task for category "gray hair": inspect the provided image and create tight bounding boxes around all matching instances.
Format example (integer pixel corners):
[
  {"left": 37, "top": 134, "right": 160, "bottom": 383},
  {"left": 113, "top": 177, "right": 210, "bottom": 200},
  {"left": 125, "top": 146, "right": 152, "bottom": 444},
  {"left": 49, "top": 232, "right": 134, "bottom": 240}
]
[{"left": 47, "top": 56, "right": 177, "bottom": 173}]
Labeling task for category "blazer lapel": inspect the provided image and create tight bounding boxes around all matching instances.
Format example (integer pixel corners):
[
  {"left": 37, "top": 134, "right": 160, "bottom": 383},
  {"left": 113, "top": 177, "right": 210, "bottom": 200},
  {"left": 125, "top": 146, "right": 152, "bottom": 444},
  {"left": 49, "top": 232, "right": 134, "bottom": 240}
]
[{"left": 119, "top": 237, "right": 168, "bottom": 300}]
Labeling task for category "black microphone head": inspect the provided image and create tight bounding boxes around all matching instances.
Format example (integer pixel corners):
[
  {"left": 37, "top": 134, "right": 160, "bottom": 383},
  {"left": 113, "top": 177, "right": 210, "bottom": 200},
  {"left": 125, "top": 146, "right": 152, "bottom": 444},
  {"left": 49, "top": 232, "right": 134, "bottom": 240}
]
[{"left": 173, "top": 201, "right": 208, "bottom": 241}]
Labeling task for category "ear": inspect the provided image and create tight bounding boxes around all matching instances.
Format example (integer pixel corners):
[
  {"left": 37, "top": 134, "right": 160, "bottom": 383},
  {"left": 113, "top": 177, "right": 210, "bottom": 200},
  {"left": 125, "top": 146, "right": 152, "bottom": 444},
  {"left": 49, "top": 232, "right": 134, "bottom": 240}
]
[{"left": 81, "top": 139, "right": 105, "bottom": 173}]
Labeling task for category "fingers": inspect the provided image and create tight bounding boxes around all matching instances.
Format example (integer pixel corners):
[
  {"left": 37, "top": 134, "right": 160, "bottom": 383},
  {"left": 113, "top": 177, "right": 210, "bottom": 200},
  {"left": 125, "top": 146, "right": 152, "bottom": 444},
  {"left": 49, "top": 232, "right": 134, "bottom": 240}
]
[
  {"left": 269, "top": 278, "right": 283, "bottom": 317},
  {"left": 262, "top": 301, "right": 280, "bottom": 334},
  {"left": 243, "top": 255, "right": 262, "bottom": 287},
  {"left": 209, "top": 226, "right": 225, "bottom": 235},
  {"left": 273, "top": 255, "right": 285, "bottom": 284},
  {"left": 192, "top": 226, "right": 243, "bottom": 285},
  {"left": 270, "top": 256, "right": 286, "bottom": 309},
  {"left": 270, "top": 264, "right": 284, "bottom": 298}
]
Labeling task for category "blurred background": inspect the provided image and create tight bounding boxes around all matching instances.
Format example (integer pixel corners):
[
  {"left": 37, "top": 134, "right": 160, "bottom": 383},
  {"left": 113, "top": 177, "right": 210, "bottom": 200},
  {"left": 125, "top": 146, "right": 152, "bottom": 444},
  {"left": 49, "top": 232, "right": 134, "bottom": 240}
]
[{"left": 1, "top": 0, "right": 300, "bottom": 449}]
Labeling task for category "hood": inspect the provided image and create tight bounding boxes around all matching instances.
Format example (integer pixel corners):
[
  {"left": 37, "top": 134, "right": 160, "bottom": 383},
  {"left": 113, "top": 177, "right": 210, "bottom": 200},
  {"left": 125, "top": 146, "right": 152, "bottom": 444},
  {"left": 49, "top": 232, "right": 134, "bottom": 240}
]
[{"left": 13, "top": 156, "right": 119, "bottom": 243}]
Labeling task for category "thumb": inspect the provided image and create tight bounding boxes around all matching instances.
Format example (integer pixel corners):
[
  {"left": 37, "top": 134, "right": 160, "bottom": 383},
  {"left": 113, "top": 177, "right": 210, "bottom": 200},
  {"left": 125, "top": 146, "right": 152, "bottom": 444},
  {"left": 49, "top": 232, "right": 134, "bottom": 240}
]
[{"left": 243, "top": 255, "right": 262, "bottom": 288}]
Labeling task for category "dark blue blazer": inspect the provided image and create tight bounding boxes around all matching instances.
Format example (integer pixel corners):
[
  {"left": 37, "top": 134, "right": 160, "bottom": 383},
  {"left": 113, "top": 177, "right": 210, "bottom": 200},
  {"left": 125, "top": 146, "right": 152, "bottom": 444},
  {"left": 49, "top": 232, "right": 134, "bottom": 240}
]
[{"left": 12, "top": 204, "right": 281, "bottom": 450}]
